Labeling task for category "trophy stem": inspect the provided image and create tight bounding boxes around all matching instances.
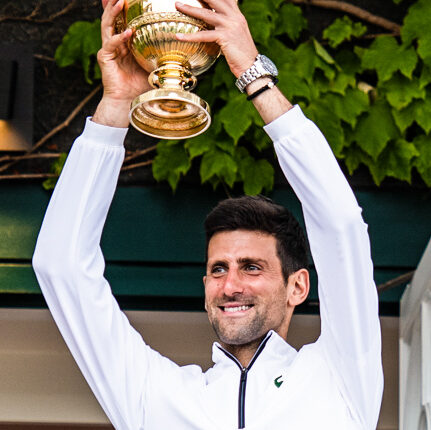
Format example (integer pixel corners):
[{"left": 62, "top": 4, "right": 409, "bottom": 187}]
[{"left": 149, "top": 62, "right": 197, "bottom": 92}]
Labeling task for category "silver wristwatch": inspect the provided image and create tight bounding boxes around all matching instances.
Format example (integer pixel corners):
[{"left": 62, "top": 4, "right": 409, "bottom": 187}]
[{"left": 235, "top": 54, "right": 278, "bottom": 93}]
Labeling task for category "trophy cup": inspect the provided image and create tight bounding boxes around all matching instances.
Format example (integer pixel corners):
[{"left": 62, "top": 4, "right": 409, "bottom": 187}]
[{"left": 117, "top": 0, "right": 220, "bottom": 139}]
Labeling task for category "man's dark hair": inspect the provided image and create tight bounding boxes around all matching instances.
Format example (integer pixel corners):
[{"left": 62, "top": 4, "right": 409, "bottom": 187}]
[{"left": 205, "top": 195, "right": 308, "bottom": 282}]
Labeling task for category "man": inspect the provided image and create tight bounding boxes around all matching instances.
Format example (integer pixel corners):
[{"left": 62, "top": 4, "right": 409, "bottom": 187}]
[{"left": 32, "top": 0, "right": 384, "bottom": 429}]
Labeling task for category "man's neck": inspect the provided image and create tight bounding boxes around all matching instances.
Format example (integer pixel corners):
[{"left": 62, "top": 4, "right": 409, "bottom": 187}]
[{"left": 221, "top": 336, "right": 266, "bottom": 368}]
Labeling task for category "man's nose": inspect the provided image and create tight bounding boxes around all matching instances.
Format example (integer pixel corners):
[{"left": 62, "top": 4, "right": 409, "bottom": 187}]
[{"left": 222, "top": 269, "right": 244, "bottom": 296}]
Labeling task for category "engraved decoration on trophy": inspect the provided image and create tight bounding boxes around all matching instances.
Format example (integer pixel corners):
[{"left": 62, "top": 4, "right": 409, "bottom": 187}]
[{"left": 117, "top": 0, "right": 220, "bottom": 139}]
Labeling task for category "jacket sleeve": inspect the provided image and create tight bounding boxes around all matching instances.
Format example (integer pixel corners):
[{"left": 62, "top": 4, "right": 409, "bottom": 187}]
[
  {"left": 33, "top": 118, "right": 154, "bottom": 430},
  {"left": 264, "top": 106, "right": 383, "bottom": 429}
]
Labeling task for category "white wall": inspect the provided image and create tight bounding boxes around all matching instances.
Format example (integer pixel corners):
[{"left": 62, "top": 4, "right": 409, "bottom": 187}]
[{"left": 0, "top": 309, "right": 398, "bottom": 429}]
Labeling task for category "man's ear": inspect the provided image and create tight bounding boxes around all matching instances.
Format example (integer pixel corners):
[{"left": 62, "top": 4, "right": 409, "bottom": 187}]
[
  {"left": 287, "top": 269, "right": 310, "bottom": 307},
  {"left": 203, "top": 276, "right": 208, "bottom": 312}
]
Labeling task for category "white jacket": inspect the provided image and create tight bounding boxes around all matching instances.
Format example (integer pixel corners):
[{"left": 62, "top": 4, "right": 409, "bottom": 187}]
[{"left": 33, "top": 105, "right": 383, "bottom": 430}]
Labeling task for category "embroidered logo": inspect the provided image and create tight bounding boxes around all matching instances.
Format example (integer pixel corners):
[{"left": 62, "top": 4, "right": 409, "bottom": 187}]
[{"left": 274, "top": 375, "right": 284, "bottom": 388}]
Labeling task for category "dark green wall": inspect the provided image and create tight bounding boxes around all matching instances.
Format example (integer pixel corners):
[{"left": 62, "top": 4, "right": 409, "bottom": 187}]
[{"left": 0, "top": 184, "right": 430, "bottom": 315}]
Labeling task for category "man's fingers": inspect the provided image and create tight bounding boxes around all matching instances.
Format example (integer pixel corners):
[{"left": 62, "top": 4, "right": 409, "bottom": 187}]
[
  {"left": 100, "top": 29, "right": 132, "bottom": 59},
  {"left": 175, "top": 2, "right": 221, "bottom": 26},
  {"left": 192, "top": 0, "right": 235, "bottom": 15},
  {"left": 176, "top": 30, "right": 219, "bottom": 44},
  {"left": 101, "top": 0, "right": 124, "bottom": 42}
]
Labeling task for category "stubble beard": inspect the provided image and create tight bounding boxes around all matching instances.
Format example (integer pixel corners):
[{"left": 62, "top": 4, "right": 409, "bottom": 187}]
[{"left": 208, "top": 307, "right": 269, "bottom": 346}]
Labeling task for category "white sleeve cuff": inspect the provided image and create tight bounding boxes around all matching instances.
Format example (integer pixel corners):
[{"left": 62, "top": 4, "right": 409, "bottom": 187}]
[
  {"left": 81, "top": 117, "right": 129, "bottom": 147},
  {"left": 263, "top": 105, "right": 310, "bottom": 142}
]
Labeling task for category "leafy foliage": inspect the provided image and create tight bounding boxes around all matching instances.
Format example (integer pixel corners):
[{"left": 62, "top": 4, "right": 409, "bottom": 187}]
[
  {"left": 42, "top": 153, "right": 68, "bottom": 190},
  {"left": 55, "top": 19, "right": 102, "bottom": 84},
  {"left": 54, "top": 0, "right": 431, "bottom": 192},
  {"left": 323, "top": 16, "right": 367, "bottom": 48}
]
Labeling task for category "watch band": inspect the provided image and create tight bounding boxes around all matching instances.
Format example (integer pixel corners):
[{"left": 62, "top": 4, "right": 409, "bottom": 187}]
[{"left": 235, "top": 54, "right": 278, "bottom": 93}]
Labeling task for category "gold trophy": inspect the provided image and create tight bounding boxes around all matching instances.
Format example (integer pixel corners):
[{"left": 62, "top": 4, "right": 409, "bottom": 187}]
[{"left": 117, "top": 0, "right": 220, "bottom": 139}]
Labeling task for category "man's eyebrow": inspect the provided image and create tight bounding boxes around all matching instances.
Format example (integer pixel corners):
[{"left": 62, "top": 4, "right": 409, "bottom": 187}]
[
  {"left": 237, "top": 257, "right": 268, "bottom": 265},
  {"left": 207, "top": 260, "right": 228, "bottom": 267}
]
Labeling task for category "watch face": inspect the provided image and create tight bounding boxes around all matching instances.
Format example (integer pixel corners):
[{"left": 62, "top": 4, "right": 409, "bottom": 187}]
[{"left": 259, "top": 55, "right": 278, "bottom": 76}]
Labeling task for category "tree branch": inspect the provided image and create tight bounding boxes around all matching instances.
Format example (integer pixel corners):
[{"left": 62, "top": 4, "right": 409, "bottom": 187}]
[
  {"left": 34, "top": 53, "right": 55, "bottom": 62},
  {"left": 290, "top": 0, "right": 401, "bottom": 34},
  {"left": 0, "top": 153, "right": 60, "bottom": 164},
  {"left": 377, "top": 270, "right": 415, "bottom": 295},
  {"left": 0, "top": 173, "right": 57, "bottom": 180},
  {"left": 123, "top": 145, "right": 158, "bottom": 164},
  {"left": 121, "top": 160, "right": 153, "bottom": 172},
  {"left": 0, "top": 1, "right": 78, "bottom": 24},
  {"left": 0, "top": 84, "right": 102, "bottom": 174}
]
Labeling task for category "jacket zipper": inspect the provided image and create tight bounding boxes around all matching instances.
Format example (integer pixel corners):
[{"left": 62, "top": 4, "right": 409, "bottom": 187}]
[{"left": 217, "top": 333, "right": 272, "bottom": 429}]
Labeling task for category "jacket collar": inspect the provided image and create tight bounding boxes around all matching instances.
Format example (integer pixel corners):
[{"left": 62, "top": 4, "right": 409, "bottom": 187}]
[{"left": 211, "top": 330, "right": 297, "bottom": 370}]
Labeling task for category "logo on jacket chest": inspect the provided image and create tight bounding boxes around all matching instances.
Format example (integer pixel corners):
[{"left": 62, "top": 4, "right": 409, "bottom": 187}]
[{"left": 274, "top": 375, "right": 284, "bottom": 388}]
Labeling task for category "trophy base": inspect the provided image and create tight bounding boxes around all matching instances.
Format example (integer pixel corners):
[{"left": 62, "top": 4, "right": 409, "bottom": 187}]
[{"left": 129, "top": 89, "right": 211, "bottom": 139}]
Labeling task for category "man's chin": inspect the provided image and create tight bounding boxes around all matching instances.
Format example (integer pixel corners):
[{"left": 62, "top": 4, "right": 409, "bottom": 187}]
[{"left": 213, "top": 325, "right": 265, "bottom": 347}]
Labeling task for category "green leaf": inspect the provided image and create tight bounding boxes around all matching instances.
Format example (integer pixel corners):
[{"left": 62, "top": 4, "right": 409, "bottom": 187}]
[
  {"left": 293, "top": 42, "right": 318, "bottom": 82},
  {"left": 219, "top": 93, "right": 256, "bottom": 144},
  {"left": 354, "top": 100, "right": 399, "bottom": 160},
  {"left": 235, "top": 147, "right": 274, "bottom": 195},
  {"left": 323, "top": 16, "right": 367, "bottom": 48},
  {"left": 323, "top": 88, "right": 369, "bottom": 128},
  {"left": 55, "top": 19, "right": 102, "bottom": 84},
  {"left": 313, "top": 39, "right": 336, "bottom": 65},
  {"left": 401, "top": 0, "right": 431, "bottom": 65},
  {"left": 42, "top": 153, "right": 68, "bottom": 191},
  {"left": 312, "top": 39, "right": 337, "bottom": 80},
  {"left": 360, "top": 36, "right": 418, "bottom": 82},
  {"left": 392, "top": 102, "right": 416, "bottom": 133},
  {"left": 380, "top": 74, "right": 426, "bottom": 110},
  {"left": 304, "top": 100, "right": 345, "bottom": 156},
  {"left": 211, "top": 59, "right": 233, "bottom": 90},
  {"left": 277, "top": 63, "right": 311, "bottom": 101},
  {"left": 419, "top": 65, "right": 431, "bottom": 89},
  {"left": 412, "top": 135, "right": 431, "bottom": 186},
  {"left": 326, "top": 73, "right": 356, "bottom": 95},
  {"left": 394, "top": 96, "right": 431, "bottom": 133},
  {"left": 334, "top": 49, "right": 362, "bottom": 76},
  {"left": 200, "top": 148, "right": 238, "bottom": 188},
  {"left": 275, "top": 4, "right": 307, "bottom": 41},
  {"left": 368, "top": 139, "right": 419, "bottom": 185},
  {"left": 152, "top": 141, "right": 191, "bottom": 191},
  {"left": 251, "top": 127, "right": 272, "bottom": 152},
  {"left": 342, "top": 144, "right": 371, "bottom": 175},
  {"left": 241, "top": 0, "right": 274, "bottom": 45},
  {"left": 185, "top": 133, "right": 213, "bottom": 160}
]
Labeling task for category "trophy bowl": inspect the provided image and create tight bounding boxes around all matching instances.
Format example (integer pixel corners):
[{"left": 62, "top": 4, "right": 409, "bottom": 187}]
[{"left": 118, "top": 0, "right": 220, "bottom": 139}]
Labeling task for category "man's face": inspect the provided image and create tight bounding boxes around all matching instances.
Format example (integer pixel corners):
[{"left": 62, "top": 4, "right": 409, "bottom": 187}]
[{"left": 204, "top": 230, "right": 293, "bottom": 347}]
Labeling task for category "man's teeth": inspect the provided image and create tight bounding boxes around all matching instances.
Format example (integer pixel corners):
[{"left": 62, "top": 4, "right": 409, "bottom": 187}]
[{"left": 224, "top": 305, "right": 251, "bottom": 313}]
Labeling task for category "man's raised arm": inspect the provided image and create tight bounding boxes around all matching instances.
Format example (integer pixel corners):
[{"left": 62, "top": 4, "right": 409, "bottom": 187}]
[
  {"left": 177, "top": 1, "right": 383, "bottom": 427},
  {"left": 32, "top": 1, "right": 158, "bottom": 427}
]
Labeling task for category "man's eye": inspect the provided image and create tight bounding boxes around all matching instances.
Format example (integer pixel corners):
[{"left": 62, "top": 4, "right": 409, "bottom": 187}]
[
  {"left": 212, "top": 266, "right": 226, "bottom": 274},
  {"left": 245, "top": 264, "right": 260, "bottom": 271}
]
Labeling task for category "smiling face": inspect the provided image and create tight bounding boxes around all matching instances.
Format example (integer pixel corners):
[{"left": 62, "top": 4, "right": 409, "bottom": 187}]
[{"left": 204, "top": 230, "right": 299, "bottom": 348}]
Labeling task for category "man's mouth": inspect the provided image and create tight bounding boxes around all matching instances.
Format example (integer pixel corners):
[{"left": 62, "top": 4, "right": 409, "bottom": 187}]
[{"left": 219, "top": 305, "right": 253, "bottom": 313}]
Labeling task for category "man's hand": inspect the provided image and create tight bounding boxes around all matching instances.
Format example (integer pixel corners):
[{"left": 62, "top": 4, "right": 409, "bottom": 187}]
[
  {"left": 175, "top": 0, "right": 292, "bottom": 124},
  {"left": 174, "top": 0, "right": 258, "bottom": 78},
  {"left": 93, "top": 0, "right": 152, "bottom": 127}
]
